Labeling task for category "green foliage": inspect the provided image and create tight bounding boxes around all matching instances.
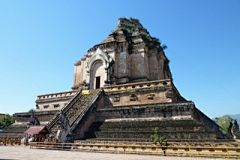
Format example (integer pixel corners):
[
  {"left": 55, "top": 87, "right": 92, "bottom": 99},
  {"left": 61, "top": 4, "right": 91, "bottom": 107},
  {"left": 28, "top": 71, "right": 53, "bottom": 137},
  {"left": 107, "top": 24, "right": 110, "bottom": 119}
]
[
  {"left": 0, "top": 121, "right": 3, "bottom": 129},
  {"left": 129, "top": 17, "right": 140, "bottom": 23},
  {"left": 130, "top": 93, "right": 135, "bottom": 97},
  {"left": 215, "top": 115, "right": 234, "bottom": 132},
  {"left": 111, "top": 30, "right": 118, "bottom": 35},
  {"left": 164, "top": 58, "right": 170, "bottom": 65},
  {"left": 141, "top": 34, "right": 150, "bottom": 42},
  {"left": 118, "top": 17, "right": 126, "bottom": 21},
  {"left": 28, "top": 108, "right": 35, "bottom": 113},
  {"left": 0, "top": 114, "right": 15, "bottom": 129},
  {"left": 150, "top": 127, "right": 168, "bottom": 147},
  {"left": 162, "top": 44, "right": 168, "bottom": 50},
  {"left": 152, "top": 85, "right": 157, "bottom": 90}
]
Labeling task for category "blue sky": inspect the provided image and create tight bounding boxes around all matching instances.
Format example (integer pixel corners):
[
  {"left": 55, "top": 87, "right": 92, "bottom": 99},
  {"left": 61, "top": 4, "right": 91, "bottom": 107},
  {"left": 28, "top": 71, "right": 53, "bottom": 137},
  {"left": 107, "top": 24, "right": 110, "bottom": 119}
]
[{"left": 0, "top": 1, "right": 239, "bottom": 118}]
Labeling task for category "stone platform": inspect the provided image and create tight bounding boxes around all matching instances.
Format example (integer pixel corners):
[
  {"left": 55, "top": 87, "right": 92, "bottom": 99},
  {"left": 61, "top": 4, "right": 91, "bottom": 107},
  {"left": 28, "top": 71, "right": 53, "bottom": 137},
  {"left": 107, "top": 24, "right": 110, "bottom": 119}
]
[{"left": 83, "top": 101, "right": 231, "bottom": 142}]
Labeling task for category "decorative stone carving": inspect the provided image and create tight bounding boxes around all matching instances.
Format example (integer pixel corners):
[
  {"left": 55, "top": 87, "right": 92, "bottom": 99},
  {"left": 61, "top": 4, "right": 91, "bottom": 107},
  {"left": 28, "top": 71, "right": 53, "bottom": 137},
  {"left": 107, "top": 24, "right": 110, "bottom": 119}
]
[
  {"left": 147, "top": 93, "right": 155, "bottom": 100},
  {"left": 27, "top": 112, "right": 40, "bottom": 126},
  {"left": 166, "top": 89, "right": 173, "bottom": 98},
  {"left": 228, "top": 122, "right": 233, "bottom": 135},
  {"left": 129, "top": 93, "right": 137, "bottom": 101},
  {"left": 231, "top": 120, "right": 240, "bottom": 139},
  {"left": 58, "top": 111, "right": 70, "bottom": 131},
  {"left": 85, "top": 48, "right": 113, "bottom": 89},
  {"left": 113, "top": 95, "right": 120, "bottom": 102}
]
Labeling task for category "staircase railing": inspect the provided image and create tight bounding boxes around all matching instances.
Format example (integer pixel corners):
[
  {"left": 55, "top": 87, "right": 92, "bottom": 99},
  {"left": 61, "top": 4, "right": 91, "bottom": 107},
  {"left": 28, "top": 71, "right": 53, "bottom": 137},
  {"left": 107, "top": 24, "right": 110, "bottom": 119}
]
[
  {"left": 70, "top": 89, "right": 103, "bottom": 133},
  {"left": 46, "top": 88, "right": 82, "bottom": 130},
  {"left": 47, "top": 88, "right": 103, "bottom": 139}
]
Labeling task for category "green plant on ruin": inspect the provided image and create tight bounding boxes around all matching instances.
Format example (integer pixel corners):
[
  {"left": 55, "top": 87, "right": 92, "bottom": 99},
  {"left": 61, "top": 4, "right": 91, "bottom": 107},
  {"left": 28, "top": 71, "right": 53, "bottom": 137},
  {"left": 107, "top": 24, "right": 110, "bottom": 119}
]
[
  {"left": 150, "top": 127, "right": 168, "bottom": 147},
  {"left": 111, "top": 30, "right": 118, "bottom": 35},
  {"left": 130, "top": 27, "right": 136, "bottom": 33},
  {"left": 106, "top": 92, "right": 111, "bottom": 96},
  {"left": 121, "top": 27, "right": 128, "bottom": 34},
  {"left": 118, "top": 17, "right": 126, "bottom": 21},
  {"left": 160, "top": 86, "right": 166, "bottom": 90},
  {"left": 164, "top": 58, "right": 170, "bottom": 65},
  {"left": 129, "top": 17, "right": 140, "bottom": 23},
  {"left": 120, "top": 26, "right": 133, "bottom": 54},
  {"left": 129, "top": 93, "right": 135, "bottom": 97},
  {"left": 124, "top": 24, "right": 136, "bottom": 33},
  {"left": 162, "top": 44, "right": 168, "bottom": 50},
  {"left": 141, "top": 34, "right": 168, "bottom": 52},
  {"left": 152, "top": 37, "right": 161, "bottom": 46},
  {"left": 141, "top": 34, "right": 150, "bottom": 42},
  {"left": 127, "top": 39, "right": 133, "bottom": 53},
  {"left": 152, "top": 85, "right": 157, "bottom": 90}
]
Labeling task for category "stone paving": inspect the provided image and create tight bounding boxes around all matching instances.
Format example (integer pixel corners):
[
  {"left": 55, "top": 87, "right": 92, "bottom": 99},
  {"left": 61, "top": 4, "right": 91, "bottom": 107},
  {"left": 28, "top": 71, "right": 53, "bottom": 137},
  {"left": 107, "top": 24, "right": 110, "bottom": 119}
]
[{"left": 0, "top": 146, "right": 227, "bottom": 160}]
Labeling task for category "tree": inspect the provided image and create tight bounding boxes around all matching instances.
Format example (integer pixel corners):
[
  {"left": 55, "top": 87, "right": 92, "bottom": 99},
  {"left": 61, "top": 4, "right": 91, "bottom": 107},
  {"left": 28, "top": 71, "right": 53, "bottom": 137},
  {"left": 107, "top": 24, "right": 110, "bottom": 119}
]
[
  {"left": 0, "top": 114, "right": 15, "bottom": 129},
  {"left": 28, "top": 108, "right": 35, "bottom": 113},
  {"left": 150, "top": 127, "right": 168, "bottom": 146},
  {"left": 215, "top": 115, "right": 234, "bottom": 132},
  {"left": 0, "top": 120, "right": 3, "bottom": 129}
]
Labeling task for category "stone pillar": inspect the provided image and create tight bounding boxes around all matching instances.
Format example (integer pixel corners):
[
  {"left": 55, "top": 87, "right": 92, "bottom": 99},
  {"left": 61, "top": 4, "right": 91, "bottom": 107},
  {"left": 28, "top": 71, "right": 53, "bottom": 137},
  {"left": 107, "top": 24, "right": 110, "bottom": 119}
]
[
  {"left": 85, "top": 71, "right": 90, "bottom": 89},
  {"left": 107, "top": 68, "right": 110, "bottom": 82},
  {"left": 104, "top": 68, "right": 108, "bottom": 86}
]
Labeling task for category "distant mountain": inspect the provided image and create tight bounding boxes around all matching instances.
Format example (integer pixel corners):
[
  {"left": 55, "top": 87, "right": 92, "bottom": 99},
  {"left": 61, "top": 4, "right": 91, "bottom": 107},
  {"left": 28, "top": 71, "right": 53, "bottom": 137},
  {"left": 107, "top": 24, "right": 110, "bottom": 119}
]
[{"left": 229, "top": 114, "right": 240, "bottom": 123}]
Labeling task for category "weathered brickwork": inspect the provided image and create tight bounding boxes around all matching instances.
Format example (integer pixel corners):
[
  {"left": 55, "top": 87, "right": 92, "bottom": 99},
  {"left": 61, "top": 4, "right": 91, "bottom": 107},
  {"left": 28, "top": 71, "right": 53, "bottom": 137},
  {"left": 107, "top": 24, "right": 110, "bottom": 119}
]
[
  {"left": 72, "top": 18, "right": 171, "bottom": 90},
  {"left": 2, "top": 18, "right": 235, "bottom": 143}
]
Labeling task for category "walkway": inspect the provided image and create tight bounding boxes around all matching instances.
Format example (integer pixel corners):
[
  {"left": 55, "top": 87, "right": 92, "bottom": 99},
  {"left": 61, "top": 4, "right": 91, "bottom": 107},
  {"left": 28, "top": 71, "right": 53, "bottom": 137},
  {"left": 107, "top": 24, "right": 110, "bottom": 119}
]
[{"left": 0, "top": 146, "right": 226, "bottom": 160}]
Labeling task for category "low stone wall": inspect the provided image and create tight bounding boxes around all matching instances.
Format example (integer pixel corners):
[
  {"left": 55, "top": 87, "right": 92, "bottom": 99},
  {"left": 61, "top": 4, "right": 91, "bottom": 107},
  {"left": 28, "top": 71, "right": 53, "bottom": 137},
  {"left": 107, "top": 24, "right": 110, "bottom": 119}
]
[
  {"left": 29, "top": 141, "right": 240, "bottom": 158},
  {"left": 95, "top": 102, "right": 195, "bottom": 120},
  {"left": 13, "top": 110, "right": 58, "bottom": 123},
  {"left": 36, "top": 90, "right": 78, "bottom": 111}
]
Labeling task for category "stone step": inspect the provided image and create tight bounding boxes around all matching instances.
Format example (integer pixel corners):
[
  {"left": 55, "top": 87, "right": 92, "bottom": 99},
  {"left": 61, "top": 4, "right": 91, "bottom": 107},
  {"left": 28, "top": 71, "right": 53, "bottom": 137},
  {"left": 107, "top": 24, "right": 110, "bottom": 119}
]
[
  {"left": 100, "top": 120, "right": 204, "bottom": 128},
  {"left": 98, "top": 120, "right": 206, "bottom": 132},
  {"left": 94, "top": 131, "right": 216, "bottom": 140},
  {"left": 47, "top": 89, "right": 103, "bottom": 141},
  {"left": 98, "top": 127, "right": 206, "bottom": 132},
  {"left": 86, "top": 138, "right": 235, "bottom": 143}
]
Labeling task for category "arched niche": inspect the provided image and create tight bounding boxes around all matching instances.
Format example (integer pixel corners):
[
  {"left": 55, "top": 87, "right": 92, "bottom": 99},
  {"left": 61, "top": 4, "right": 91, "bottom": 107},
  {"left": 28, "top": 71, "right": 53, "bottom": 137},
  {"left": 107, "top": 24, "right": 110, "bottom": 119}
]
[
  {"left": 85, "top": 48, "right": 113, "bottom": 89},
  {"left": 90, "top": 60, "right": 105, "bottom": 89}
]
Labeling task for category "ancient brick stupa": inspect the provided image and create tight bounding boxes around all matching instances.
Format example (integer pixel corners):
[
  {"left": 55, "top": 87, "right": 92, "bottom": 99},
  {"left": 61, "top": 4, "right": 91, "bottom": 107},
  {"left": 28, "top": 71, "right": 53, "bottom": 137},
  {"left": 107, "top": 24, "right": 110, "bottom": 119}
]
[{"left": 5, "top": 18, "right": 233, "bottom": 142}]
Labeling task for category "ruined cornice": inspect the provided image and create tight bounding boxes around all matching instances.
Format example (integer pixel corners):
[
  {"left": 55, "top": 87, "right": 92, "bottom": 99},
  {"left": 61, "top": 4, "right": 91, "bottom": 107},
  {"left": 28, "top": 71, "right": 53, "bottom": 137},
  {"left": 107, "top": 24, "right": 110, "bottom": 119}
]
[{"left": 74, "top": 61, "right": 81, "bottom": 66}]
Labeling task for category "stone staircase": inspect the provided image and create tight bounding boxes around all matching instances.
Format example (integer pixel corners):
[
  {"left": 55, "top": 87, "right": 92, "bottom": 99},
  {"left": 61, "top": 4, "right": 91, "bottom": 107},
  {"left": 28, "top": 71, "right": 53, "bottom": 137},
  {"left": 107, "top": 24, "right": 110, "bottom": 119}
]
[
  {"left": 84, "top": 121, "right": 103, "bottom": 139},
  {"left": 47, "top": 89, "right": 103, "bottom": 139},
  {"left": 84, "top": 101, "right": 232, "bottom": 142},
  {"left": 92, "top": 119, "right": 218, "bottom": 142},
  {"left": 0, "top": 123, "right": 27, "bottom": 138}
]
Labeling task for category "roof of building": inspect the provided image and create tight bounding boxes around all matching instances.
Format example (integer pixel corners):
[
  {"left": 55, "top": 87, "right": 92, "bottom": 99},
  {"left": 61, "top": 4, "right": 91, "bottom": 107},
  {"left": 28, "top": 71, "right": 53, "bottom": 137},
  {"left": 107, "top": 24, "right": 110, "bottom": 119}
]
[{"left": 24, "top": 126, "right": 50, "bottom": 134}]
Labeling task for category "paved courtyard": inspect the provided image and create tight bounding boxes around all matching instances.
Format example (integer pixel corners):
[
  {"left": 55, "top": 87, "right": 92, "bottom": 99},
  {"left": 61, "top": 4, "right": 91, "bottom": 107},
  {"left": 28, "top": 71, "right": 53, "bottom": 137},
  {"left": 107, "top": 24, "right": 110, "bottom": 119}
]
[{"left": 0, "top": 146, "right": 228, "bottom": 160}]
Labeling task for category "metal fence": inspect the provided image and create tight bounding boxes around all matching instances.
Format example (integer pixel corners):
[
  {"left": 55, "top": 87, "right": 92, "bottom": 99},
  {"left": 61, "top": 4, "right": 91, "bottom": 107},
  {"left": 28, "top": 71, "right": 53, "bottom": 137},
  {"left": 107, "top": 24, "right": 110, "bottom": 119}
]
[{"left": 0, "top": 135, "right": 22, "bottom": 145}]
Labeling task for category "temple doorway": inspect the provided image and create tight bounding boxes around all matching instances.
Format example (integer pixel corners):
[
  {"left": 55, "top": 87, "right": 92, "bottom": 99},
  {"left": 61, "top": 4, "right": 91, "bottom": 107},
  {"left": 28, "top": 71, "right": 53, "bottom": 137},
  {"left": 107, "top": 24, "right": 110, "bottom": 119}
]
[
  {"left": 90, "top": 61, "right": 105, "bottom": 89},
  {"left": 95, "top": 77, "right": 100, "bottom": 89}
]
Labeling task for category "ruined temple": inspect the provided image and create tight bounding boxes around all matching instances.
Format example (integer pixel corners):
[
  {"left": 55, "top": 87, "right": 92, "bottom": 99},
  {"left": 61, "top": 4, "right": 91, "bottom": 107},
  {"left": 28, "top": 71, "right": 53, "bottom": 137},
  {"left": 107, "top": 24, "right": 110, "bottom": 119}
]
[{"left": 4, "top": 18, "right": 233, "bottom": 142}]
